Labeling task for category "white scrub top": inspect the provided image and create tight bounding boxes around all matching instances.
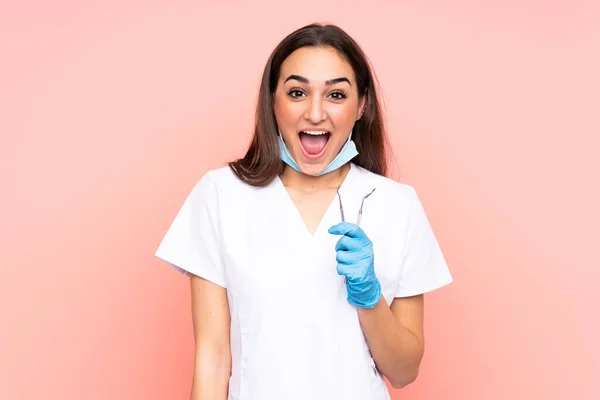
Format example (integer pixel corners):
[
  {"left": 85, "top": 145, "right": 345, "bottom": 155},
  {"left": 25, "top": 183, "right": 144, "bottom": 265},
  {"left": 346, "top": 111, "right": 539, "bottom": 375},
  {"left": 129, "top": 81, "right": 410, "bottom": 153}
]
[{"left": 155, "top": 162, "right": 453, "bottom": 400}]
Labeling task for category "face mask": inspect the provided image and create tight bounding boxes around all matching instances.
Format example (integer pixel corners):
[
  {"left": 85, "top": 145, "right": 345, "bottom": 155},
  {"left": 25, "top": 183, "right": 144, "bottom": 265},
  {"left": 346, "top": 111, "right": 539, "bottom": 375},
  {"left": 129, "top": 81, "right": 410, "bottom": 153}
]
[{"left": 278, "top": 129, "right": 359, "bottom": 176}]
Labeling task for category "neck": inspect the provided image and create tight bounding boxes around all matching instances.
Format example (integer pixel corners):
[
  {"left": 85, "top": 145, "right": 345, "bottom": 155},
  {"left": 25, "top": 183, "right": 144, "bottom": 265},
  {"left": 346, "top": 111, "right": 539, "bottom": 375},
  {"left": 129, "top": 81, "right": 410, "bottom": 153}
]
[{"left": 280, "top": 163, "right": 351, "bottom": 191}]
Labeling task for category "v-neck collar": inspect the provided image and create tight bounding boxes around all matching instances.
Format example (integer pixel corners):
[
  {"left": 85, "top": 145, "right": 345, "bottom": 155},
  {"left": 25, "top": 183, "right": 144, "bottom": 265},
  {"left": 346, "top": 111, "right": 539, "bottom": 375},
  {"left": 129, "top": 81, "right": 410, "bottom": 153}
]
[{"left": 274, "top": 163, "right": 357, "bottom": 238}]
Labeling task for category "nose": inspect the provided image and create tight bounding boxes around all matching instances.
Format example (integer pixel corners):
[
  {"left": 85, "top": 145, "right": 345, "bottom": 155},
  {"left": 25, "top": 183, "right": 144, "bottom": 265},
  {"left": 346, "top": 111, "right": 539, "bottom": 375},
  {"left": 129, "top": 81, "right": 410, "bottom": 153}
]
[{"left": 305, "top": 97, "right": 327, "bottom": 123}]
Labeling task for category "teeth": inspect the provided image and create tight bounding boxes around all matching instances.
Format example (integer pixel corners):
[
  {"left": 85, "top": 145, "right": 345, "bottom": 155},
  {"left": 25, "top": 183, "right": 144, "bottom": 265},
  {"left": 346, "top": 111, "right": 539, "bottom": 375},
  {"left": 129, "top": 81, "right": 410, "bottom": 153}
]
[{"left": 302, "top": 130, "right": 328, "bottom": 135}]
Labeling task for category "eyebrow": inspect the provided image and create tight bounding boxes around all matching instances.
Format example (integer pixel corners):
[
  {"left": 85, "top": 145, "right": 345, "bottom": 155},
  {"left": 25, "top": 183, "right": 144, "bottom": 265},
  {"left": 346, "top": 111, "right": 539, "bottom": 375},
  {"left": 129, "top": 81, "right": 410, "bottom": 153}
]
[{"left": 284, "top": 74, "right": 351, "bottom": 86}]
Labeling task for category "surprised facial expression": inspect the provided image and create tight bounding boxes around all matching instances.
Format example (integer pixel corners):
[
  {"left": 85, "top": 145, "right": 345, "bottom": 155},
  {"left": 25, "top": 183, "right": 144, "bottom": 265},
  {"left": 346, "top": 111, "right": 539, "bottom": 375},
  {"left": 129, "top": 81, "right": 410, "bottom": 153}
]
[{"left": 274, "top": 46, "right": 364, "bottom": 176}]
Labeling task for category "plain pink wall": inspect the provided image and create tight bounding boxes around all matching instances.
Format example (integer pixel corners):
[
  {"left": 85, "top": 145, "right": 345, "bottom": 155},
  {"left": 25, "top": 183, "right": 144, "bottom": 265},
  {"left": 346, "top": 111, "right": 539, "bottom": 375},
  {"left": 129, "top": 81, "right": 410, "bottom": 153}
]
[{"left": 2, "top": 1, "right": 599, "bottom": 399}]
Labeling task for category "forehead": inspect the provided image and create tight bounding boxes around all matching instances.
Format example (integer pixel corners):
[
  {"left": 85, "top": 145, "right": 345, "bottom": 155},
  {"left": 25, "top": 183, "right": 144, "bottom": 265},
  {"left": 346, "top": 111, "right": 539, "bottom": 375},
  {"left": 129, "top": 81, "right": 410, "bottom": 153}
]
[{"left": 279, "top": 46, "right": 356, "bottom": 84}]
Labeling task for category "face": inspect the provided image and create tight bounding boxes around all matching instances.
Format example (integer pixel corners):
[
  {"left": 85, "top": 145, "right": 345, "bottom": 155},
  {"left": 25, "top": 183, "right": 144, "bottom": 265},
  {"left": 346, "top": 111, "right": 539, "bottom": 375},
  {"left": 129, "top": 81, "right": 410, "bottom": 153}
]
[{"left": 273, "top": 46, "right": 365, "bottom": 176}]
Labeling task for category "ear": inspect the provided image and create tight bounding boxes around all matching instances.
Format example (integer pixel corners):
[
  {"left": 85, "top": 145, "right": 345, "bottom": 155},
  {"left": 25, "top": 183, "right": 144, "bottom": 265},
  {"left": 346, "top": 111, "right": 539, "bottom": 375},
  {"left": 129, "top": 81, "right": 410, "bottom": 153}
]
[{"left": 357, "top": 90, "right": 368, "bottom": 120}]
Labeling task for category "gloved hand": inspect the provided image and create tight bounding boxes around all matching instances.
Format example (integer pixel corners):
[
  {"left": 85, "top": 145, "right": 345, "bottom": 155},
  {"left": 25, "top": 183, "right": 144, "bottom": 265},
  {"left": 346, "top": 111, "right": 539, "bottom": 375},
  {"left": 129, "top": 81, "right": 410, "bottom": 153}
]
[{"left": 328, "top": 222, "right": 382, "bottom": 309}]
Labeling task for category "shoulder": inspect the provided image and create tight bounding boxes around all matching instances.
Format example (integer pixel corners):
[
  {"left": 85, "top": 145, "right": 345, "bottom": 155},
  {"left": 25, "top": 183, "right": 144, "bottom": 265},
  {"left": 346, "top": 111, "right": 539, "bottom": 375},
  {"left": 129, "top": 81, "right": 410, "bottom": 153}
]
[
  {"left": 191, "top": 165, "right": 263, "bottom": 199},
  {"left": 191, "top": 165, "right": 243, "bottom": 187},
  {"left": 208, "top": 165, "right": 266, "bottom": 190},
  {"left": 352, "top": 164, "right": 417, "bottom": 208}
]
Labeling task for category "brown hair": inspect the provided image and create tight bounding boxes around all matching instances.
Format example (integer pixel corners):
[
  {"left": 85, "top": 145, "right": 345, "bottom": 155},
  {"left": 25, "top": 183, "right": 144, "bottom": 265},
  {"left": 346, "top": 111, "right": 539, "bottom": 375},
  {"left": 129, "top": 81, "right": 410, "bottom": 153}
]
[{"left": 228, "top": 23, "right": 389, "bottom": 187}]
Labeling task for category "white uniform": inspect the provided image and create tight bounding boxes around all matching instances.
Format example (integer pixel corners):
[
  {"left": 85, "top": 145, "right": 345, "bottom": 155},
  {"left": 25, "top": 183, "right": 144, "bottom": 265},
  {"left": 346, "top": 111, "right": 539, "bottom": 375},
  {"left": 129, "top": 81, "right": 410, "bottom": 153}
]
[{"left": 155, "top": 162, "right": 453, "bottom": 400}]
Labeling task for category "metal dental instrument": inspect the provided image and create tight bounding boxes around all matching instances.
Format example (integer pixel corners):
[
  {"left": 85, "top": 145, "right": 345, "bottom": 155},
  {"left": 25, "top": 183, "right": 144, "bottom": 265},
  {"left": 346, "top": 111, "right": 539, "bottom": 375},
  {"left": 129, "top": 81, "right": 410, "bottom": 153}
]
[
  {"left": 336, "top": 187, "right": 345, "bottom": 223},
  {"left": 336, "top": 187, "right": 377, "bottom": 226},
  {"left": 336, "top": 187, "right": 377, "bottom": 284},
  {"left": 356, "top": 188, "right": 376, "bottom": 226}
]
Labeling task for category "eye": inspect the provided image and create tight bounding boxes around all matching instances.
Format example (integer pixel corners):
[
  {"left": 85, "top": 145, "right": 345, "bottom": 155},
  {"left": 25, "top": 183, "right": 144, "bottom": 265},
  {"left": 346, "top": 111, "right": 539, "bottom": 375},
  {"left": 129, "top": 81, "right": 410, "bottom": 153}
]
[
  {"left": 287, "top": 89, "right": 305, "bottom": 98},
  {"left": 329, "top": 91, "right": 348, "bottom": 100}
]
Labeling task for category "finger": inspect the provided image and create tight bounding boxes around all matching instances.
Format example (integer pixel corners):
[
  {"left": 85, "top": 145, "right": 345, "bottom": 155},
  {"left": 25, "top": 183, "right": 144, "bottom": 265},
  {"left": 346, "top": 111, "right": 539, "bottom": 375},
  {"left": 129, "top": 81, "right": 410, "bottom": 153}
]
[
  {"left": 336, "top": 262, "right": 362, "bottom": 280},
  {"left": 328, "top": 222, "right": 365, "bottom": 238},
  {"left": 336, "top": 249, "right": 360, "bottom": 265},
  {"left": 335, "top": 235, "right": 358, "bottom": 252},
  {"left": 336, "top": 262, "right": 351, "bottom": 277}
]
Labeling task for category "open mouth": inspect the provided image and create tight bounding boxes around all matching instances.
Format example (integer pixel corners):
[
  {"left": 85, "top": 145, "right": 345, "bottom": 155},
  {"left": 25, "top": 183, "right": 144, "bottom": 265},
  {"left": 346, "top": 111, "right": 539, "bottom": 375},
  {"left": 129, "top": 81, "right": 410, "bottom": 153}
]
[{"left": 298, "top": 130, "right": 331, "bottom": 159}]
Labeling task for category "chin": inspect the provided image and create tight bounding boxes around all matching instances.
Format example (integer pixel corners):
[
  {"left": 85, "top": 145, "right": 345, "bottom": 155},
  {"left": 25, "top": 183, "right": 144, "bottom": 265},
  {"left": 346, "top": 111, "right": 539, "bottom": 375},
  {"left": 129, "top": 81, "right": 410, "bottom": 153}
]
[{"left": 298, "top": 164, "right": 324, "bottom": 176}]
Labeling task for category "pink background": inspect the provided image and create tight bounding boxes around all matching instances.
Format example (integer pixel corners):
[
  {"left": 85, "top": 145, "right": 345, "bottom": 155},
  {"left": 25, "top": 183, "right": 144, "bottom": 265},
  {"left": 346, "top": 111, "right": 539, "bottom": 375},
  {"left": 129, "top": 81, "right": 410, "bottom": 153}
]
[{"left": 2, "top": 1, "right": 599, "bottom": 399}]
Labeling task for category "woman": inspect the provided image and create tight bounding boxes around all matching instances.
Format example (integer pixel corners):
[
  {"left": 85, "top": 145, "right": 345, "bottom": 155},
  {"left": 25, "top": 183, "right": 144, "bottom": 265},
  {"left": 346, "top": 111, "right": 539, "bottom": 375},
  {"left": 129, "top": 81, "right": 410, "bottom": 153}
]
[{"left": 155, "top": 23, "right": 453, "bottom": 400}]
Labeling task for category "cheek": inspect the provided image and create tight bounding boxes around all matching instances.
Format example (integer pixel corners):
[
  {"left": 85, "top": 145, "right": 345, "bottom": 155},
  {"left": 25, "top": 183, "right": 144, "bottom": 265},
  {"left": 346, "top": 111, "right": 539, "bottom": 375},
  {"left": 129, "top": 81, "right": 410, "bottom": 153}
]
[
  {"left": 273, "top": 99, "right": 283, "bottom": 120},
  {"left": 273, "top": 99, "right": 298, "bottom": 143},
  {"left": 274, "top": 100, "right": 296, "bottom": 125},
  {"left": 329, "top": 106, "right": 357, "bottom": 127}
]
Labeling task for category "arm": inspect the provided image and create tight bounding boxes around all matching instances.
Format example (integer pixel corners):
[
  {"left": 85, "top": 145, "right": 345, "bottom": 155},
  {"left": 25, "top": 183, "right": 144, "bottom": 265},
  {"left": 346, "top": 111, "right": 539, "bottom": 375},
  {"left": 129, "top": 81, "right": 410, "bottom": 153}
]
[
  {"left": 357, "top": 295, "right": 424, "bottom": 388},
  {"left": 329, "top": 188, "right": 451, "bottom": 389},
  {"left": 328, "top": 222, "right": 426, "bottom": 388},
  {"left": 189, "top": 275, "right": 231, "bottom": 400}
]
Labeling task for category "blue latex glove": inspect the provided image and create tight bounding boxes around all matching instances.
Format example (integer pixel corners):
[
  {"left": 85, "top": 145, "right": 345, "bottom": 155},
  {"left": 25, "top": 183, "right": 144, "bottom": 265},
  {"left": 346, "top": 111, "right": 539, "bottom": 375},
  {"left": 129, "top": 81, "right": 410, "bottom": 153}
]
[{"left": 328, "top": 222, "right": 382, "bottom": 309}]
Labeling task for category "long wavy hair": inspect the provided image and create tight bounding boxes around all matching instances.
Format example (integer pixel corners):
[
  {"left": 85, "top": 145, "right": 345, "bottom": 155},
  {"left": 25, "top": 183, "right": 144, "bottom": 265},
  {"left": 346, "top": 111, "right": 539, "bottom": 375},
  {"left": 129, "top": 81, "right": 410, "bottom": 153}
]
[{"left": 228, "top": 23, "right": 389, "bottom": 187}]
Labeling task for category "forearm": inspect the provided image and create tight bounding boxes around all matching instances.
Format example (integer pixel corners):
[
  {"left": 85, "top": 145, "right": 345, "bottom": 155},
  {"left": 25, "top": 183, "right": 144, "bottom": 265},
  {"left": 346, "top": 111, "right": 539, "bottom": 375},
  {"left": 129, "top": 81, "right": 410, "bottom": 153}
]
[
  {"left": 190, "top": 346, "right": 231, "bottom": 399},
  {"left": 357, "top": 296, "right": 423, "bottom": 388}
]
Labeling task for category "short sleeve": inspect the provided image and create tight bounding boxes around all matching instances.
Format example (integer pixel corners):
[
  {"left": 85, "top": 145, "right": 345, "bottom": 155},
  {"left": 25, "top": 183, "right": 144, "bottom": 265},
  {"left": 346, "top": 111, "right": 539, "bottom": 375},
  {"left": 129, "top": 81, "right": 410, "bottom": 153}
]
[
  {"left": 154, "top": 170, "right": 226, "bottom": 288},
  {"left": 395, "top": 187, "right": 453, "bottom": 297}
]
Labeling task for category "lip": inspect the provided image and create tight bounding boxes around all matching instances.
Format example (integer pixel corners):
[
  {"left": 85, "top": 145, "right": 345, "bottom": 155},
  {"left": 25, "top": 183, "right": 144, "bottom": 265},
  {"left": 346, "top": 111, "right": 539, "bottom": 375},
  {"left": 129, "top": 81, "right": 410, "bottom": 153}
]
[
  {"left": 298, "top": 130, "right": 331, "bottom": 161},
  {"left": 298, "top": 127, "right": 331, "bottom": 133}
]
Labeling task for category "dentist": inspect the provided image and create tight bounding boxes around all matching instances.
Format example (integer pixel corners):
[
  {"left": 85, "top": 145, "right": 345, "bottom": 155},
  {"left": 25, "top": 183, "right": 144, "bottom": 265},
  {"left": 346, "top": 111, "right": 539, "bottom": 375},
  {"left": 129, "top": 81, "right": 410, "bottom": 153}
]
[{"left": 155, "top": 23, "right": 453, "bottom": 400}]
